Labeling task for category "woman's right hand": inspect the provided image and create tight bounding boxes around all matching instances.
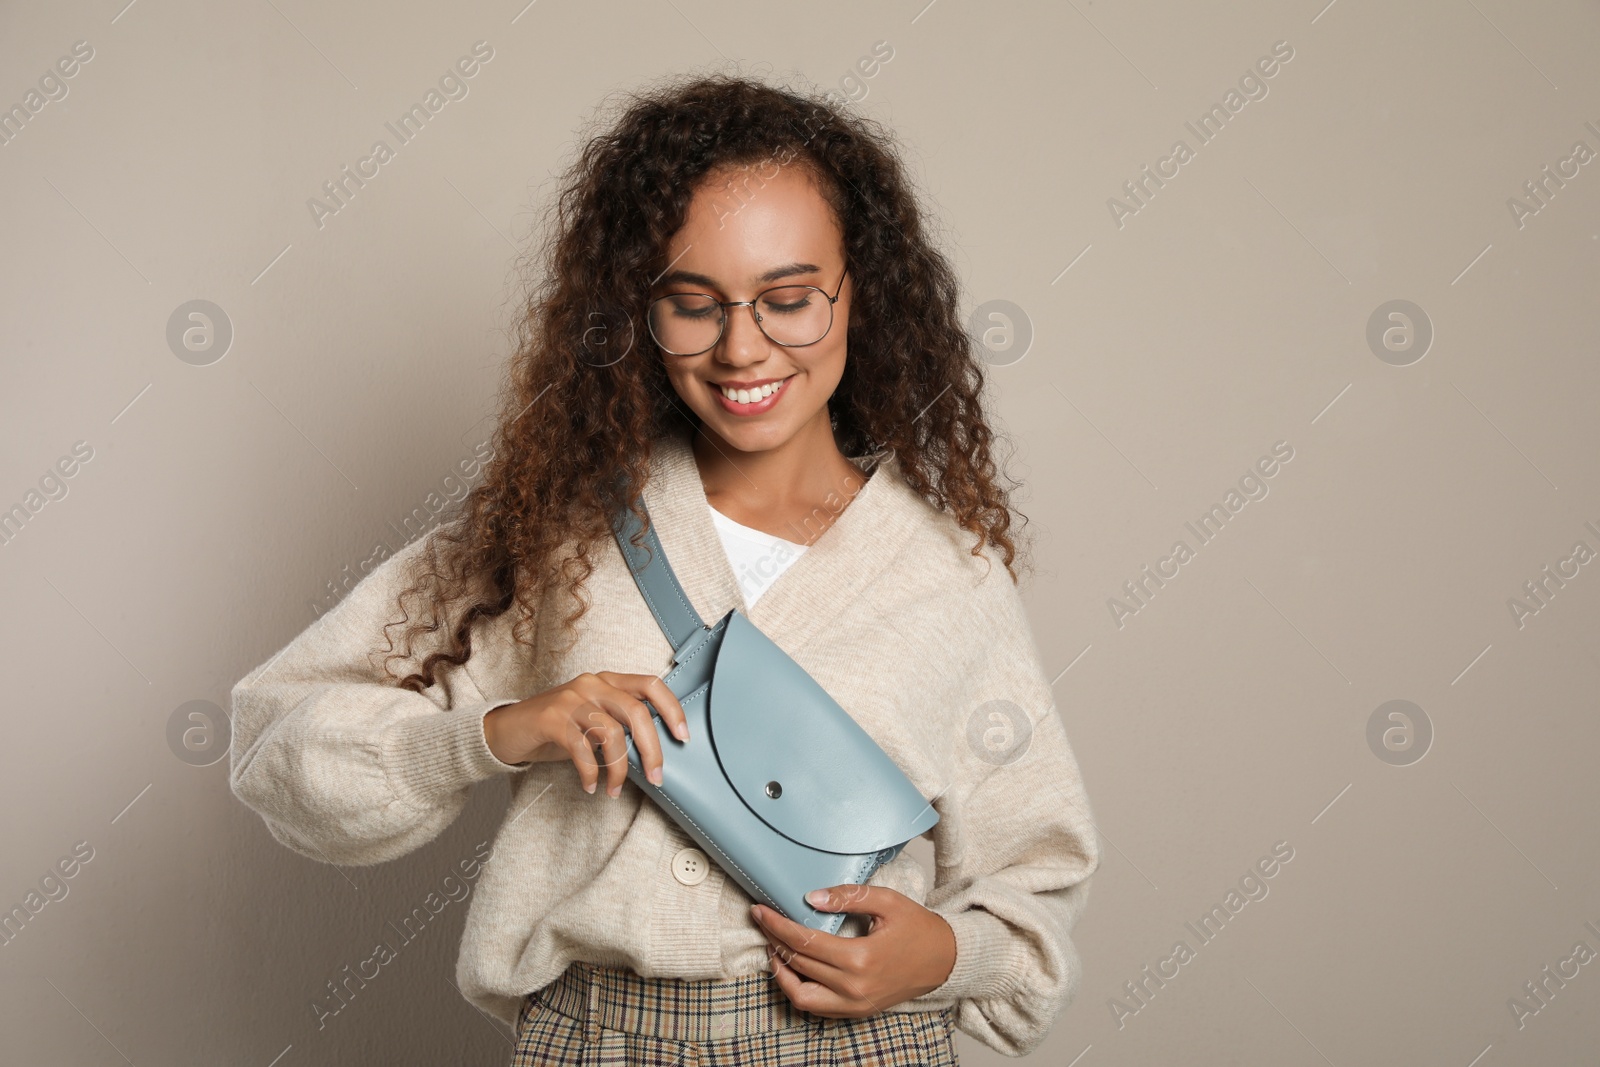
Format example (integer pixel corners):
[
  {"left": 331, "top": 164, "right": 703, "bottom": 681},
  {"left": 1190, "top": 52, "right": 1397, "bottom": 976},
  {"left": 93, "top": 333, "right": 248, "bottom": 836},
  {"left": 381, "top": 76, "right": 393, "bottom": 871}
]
[{"left": 482, "top": 672, "right": 689, "bottom": 797}]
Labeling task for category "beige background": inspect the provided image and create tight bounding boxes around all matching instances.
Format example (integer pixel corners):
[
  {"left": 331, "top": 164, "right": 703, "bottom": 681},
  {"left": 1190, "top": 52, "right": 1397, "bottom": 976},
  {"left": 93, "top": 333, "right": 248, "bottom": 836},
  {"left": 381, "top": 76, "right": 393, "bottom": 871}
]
[{"left": 3, "top": 0, "right": 1598, "bottom": 1063}]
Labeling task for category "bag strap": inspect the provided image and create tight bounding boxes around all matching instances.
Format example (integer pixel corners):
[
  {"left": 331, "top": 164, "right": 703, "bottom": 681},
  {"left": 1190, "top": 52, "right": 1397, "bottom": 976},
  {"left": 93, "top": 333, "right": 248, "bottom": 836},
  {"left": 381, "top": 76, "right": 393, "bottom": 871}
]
[{"left": 608, "top": 496, "right": 709, "bottom": 656}]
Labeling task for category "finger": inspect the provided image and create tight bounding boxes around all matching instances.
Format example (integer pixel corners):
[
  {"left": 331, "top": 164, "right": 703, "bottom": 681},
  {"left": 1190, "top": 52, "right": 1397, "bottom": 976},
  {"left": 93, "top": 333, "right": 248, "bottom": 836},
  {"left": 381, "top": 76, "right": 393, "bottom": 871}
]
[
  {"left": 556, "top": 717, "right": 603, "bottom": 794},
  {"left": 767, "top": 949, "right": 870, "bottom": 1017},
  {"left": 764, "top": 935, "right": 846, "bottom": 990},
  {"left": 639, "top": 675, "right": 690, "bottom": 743},
  {"left": 573, "top": 703, "right": 631, "bottom": 798},
  {"left": 807, "top": 884, "right": 890, "bottom": 918},
  {"left": 598, "top": 679, "right": 671, "bottom": 786},
  {"left": 752, "top": 904, "right": 840, "bottom": 965},
  {"left": 768, "top": 943, "right": 824, "bottom": 983},
  {"left": 604, "top": 671, "right": 691, "bottom": 749},
  {"left": 771, "top": 944, "right": 884, "bottom": 1017},
  {"left": 752, "top": 919, "right": 813, "bottom": 974},
  {"left": 584, "top": 684, "right": 663, "bottom": 789}
]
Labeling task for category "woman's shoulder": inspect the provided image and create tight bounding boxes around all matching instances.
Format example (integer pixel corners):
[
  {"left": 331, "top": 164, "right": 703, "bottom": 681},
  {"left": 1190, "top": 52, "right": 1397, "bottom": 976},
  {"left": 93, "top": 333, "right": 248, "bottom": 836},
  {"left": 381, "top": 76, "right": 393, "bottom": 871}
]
[
  {"left": 866, "top": 467, "right": 1048, "bottom": 710},
  {"left": 873, "top": 459, "right": 1024, "bottom": 614},
  {"left": 874, "top": 457, "right": 1012, "bottom": 566}
]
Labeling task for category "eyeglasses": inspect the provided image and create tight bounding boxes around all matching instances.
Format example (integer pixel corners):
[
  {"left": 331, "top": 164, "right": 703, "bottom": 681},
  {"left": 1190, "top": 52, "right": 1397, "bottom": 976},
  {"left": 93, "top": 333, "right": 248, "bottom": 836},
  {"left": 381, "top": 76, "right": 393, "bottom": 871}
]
[{"left": 646, "top": 268, "right": 848, "bottom": 357}]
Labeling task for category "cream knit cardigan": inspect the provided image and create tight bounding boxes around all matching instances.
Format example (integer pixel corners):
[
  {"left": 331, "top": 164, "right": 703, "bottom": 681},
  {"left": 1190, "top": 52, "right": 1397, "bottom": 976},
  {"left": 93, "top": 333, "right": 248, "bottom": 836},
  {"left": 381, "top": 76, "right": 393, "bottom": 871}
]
[{"left": 229, "top": 428, "right": 1100, "bottom": 1057}]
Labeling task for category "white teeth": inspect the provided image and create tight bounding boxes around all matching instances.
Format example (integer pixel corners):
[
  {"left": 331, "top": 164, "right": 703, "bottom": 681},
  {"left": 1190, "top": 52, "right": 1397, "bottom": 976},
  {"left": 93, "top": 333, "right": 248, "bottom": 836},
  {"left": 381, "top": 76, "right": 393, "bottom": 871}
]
[{"left": 721, "top": 378, "right": 787, "bottom": 404}]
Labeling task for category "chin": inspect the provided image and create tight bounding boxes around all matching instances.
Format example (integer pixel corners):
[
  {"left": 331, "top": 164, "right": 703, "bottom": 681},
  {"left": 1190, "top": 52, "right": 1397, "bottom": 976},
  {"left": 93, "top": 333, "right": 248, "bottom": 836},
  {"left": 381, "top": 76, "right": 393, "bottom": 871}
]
[{"left": 700, "top": 415, "right": 800, "bottom": 454}]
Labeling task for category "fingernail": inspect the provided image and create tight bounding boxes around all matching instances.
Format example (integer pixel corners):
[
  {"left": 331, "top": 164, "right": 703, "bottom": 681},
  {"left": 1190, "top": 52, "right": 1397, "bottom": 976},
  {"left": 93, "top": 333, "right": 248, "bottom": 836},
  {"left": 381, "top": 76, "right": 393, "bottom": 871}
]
[
  {"left": 750, "top": 905, "right": 761, "bottom": 921},
  {"left": 585, "top": 781, "right": 596, "bottom": 794},
  {"left": 673, "top": 722, "right": 688, "bottom": 741},
  {"left": 805, "top": 890, "right": 829, "bottom": 907},
  {"left": 608, "top": 784, "right": 621, "bottom": 798},
  {"left": 648, "top": 766, "right": 663, "bottom": 785}
]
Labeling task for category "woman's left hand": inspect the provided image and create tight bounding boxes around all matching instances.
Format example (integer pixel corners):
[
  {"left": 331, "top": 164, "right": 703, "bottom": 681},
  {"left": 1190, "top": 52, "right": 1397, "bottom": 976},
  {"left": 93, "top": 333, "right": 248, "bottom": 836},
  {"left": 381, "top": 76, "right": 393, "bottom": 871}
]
[{"left": 751, "top": 886, "right": 957, "bottom": 1019}]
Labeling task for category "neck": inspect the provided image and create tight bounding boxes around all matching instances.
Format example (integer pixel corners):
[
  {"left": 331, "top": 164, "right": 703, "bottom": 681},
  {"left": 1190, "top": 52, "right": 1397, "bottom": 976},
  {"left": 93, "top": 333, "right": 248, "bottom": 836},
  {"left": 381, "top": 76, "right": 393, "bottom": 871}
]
[{"left": 689, "top": 409, "right": 865, "bottom": 538}]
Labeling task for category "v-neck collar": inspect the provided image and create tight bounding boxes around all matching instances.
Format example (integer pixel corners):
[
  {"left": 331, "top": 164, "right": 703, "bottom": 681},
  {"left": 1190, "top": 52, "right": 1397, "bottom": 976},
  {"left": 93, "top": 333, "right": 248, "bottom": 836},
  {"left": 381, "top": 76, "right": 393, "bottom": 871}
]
[
  {"left": 707, "top": 505, "right": 810, "bottom": 551},
  {"left": 638, "top": 428, "right": 928, "bottom": 654}
]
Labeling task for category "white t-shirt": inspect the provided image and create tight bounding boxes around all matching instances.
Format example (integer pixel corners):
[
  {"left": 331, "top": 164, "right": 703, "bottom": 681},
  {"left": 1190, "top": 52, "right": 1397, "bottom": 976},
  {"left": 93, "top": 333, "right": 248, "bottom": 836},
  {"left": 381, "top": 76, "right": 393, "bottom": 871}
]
[{"left": 708, "top": 505, "right": 808, "bottom": 609}]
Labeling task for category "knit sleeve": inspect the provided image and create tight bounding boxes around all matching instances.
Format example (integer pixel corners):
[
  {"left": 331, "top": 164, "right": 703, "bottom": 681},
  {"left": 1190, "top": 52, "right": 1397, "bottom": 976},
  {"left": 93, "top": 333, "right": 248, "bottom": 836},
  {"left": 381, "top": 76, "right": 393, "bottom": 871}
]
[
  {"left": 898, "top": 561, "right": 1102, "bottom": 1057},
  {"left": 228, "top": 528, "right": 530, "bottom": 868}
]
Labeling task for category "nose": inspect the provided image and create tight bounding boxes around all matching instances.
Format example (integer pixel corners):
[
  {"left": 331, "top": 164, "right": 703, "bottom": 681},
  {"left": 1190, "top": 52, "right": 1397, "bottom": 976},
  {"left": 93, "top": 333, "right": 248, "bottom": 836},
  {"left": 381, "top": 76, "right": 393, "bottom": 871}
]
[{"left": 715, "top": 301, "right": 773, "bottom": 369}]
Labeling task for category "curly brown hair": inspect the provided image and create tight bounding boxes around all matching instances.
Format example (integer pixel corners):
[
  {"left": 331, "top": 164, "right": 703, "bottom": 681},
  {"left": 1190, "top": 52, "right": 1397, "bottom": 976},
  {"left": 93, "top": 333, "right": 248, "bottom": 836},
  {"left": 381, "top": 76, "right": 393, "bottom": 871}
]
[{"left": 381, "top": 70, "right": 1027, "bottom": 693}]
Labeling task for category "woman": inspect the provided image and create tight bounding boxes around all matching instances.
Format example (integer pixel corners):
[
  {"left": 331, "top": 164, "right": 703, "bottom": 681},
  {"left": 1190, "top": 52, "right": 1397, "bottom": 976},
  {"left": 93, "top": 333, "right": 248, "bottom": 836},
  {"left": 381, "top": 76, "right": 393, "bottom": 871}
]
[{"left": 230, "top": 73, "right": 1100, "bottom": 1064}]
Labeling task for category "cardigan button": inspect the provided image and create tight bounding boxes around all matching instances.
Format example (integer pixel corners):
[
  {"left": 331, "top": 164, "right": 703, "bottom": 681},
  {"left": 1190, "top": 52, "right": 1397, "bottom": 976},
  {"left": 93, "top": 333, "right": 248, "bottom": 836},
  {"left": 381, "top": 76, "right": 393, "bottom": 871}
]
[{"left": 671, "top": 847, "right": 710, "bottom": 886}]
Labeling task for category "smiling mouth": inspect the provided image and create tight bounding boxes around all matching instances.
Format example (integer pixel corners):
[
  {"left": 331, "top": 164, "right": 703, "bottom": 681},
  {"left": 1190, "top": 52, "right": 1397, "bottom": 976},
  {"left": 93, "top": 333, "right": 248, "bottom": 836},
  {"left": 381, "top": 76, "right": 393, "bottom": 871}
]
[{"left": 709, "top": 375, "right": 793, "bottom": 415}]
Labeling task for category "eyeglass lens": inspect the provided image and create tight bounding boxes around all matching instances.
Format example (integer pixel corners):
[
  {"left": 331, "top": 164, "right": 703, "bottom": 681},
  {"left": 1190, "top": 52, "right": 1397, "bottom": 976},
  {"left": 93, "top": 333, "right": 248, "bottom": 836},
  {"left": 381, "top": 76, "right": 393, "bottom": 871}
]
[{"left": 648, "top": 286, "right": 832, "bottom": 355}]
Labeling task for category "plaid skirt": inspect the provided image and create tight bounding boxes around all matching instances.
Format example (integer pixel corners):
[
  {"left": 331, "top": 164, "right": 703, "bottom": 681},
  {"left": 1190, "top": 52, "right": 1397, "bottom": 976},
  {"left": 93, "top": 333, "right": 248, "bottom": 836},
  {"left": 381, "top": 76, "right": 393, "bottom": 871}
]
[{"left": 510, "top": 960, "right": 959, "bottom": 1066}]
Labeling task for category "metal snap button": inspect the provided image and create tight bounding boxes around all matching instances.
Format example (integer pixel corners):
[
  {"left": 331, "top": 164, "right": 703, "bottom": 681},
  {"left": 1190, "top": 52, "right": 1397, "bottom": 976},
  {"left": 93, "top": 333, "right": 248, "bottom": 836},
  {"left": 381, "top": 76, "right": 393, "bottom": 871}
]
[{"left": 671, "top": 847, "right": 710, "bottom": 886}]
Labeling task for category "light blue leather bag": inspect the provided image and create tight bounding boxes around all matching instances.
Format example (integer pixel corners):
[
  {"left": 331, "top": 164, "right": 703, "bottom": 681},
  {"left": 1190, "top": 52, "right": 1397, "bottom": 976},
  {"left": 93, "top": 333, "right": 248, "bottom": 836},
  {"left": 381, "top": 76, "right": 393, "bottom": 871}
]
[{"left": 610, "top": 497, "right": 941, "bottom": 934}]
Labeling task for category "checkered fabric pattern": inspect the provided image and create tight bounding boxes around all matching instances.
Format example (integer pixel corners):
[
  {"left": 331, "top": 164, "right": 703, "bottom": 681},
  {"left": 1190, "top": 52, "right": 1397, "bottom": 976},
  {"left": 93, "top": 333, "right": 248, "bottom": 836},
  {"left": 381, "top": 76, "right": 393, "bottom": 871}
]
[{"left": 511, "top": 961, "right": 959, "bottom": 1066}]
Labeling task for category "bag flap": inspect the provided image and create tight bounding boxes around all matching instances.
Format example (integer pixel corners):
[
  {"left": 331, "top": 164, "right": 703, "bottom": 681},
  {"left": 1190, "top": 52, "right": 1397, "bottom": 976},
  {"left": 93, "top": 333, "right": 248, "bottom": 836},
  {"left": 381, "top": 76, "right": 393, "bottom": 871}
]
[{"left": 707, "top": 611, "right": 940, "bottom": 854}]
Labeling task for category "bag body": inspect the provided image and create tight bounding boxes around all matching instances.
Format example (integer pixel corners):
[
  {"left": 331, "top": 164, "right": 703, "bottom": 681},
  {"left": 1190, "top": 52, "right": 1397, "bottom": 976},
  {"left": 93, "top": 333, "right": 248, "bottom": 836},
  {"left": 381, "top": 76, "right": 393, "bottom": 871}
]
[{"left": 611, "top": 497, "right": 940, "bottom": 934}]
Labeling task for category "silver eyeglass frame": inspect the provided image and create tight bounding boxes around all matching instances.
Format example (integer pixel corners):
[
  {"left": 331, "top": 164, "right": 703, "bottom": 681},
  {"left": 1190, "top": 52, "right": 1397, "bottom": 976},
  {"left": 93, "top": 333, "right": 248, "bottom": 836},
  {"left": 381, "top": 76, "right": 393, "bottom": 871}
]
[{"left": 646, "top": 267, "right": 849, "bottom": 357}]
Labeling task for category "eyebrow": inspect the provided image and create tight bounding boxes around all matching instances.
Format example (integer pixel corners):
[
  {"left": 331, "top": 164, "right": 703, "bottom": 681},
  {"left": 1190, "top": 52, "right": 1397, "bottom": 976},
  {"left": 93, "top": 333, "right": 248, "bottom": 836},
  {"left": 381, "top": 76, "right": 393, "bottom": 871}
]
[{"left": 654, "top": 261, "right": 825, "bottom": 290}]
